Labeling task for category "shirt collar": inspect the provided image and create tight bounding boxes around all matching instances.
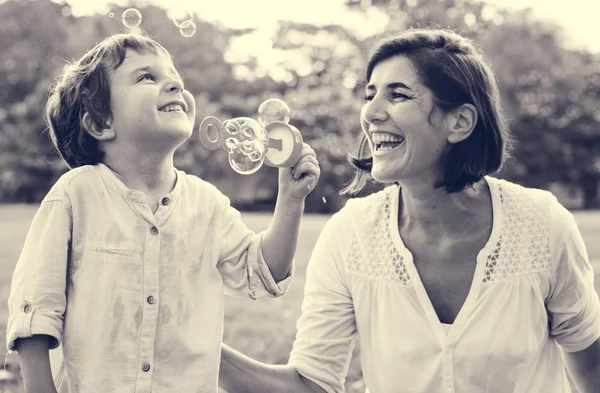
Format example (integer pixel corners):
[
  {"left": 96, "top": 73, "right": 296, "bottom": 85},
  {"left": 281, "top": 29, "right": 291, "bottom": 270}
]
[{"left": 95, "top": 162, "right": 183, "bottom": 205}]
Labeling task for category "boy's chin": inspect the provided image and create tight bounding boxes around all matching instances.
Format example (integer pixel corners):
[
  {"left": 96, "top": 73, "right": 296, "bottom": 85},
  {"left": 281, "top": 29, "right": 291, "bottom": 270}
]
[{"left": 164, "top": 126, "right": 193, "bottom": 141}]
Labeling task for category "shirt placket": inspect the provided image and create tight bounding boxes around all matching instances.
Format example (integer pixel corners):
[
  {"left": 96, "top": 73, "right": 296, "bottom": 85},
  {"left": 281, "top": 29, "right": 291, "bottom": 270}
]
[
  {"left": 443, "top": 342, "right": 455, "bottom": 393},
  {"left": 134, "top": 220, "right": 161, "bottom": 392}
]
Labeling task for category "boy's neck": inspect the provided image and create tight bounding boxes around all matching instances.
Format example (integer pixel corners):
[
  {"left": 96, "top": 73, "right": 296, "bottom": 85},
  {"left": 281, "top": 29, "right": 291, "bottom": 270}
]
[{"left": 103, "top": 154, "right": 177, "bottom": 198}]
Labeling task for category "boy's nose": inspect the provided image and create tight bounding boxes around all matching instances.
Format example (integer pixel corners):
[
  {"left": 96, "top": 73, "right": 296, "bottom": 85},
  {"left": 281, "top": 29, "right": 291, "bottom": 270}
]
[{"left": 166, "top": 78, "right": 184, "bottom": 92}]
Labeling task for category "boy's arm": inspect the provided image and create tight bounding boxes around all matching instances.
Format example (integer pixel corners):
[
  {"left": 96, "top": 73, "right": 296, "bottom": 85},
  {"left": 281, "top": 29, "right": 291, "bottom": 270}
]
[
  {"left": 6, "top": 194, "right": 71, "bottom": 389},
  {"left": 260, "top": 143, "right": 320, "bottom": 281},
  {"left": 15, "top": 335, "right": 58, "bottom": 393}
]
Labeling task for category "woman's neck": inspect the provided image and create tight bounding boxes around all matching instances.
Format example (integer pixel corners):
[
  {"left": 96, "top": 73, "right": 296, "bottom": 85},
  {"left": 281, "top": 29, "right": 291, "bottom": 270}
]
[{"left": 397, "top": 178, "right": 489, "bottom": 237}]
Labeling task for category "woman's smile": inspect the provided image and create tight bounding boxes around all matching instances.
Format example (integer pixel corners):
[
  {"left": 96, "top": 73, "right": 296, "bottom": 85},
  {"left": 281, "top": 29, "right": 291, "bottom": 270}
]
[{"left": 371, "top": 132, "right": 405, "bottom": 155}]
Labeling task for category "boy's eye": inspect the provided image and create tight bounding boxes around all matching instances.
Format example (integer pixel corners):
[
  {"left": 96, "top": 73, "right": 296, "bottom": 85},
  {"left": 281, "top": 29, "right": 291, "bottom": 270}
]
[{"left": 138, "top": 73, "right": 155, "bottom": 82}]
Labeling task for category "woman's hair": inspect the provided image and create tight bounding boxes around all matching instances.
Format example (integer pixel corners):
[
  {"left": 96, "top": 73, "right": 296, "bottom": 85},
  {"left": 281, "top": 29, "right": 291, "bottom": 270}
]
[
  {"left": 342, "top": 28, "right": 513, "bottom": 195},
  {"left": 45, "top": 33, "right": 172, "bottom": 168}
]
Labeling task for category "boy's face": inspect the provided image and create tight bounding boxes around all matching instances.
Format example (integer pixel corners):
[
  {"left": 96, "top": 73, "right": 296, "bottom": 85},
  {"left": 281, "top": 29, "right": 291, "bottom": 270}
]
[{"left": 106, "top": 49, "right": 196, "bottom": 152}]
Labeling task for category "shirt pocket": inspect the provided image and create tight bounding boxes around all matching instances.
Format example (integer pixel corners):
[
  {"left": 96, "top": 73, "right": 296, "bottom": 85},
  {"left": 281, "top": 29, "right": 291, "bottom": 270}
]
[
  {"left": 87, "top": 242, "right": 138, "bottom": 257},
  {"left": 75, "top": 241, "right": 143, "bottom": 280}
]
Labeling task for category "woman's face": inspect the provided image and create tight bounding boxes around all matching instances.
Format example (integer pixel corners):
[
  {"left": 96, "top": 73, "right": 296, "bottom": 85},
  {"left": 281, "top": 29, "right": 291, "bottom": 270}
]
[{"left": 361, "top": 55, "right": 450, "bottom": 185}]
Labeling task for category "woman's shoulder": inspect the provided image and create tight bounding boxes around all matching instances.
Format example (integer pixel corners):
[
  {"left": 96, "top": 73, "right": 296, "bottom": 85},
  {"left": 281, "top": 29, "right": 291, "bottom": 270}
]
[
  {"left": 340, "top": 184, "right": 397, "bottom": 212},
  {"left": 487, "top": 176, "right": 560, "bottom": 210},
  {"left": 486, "top": 176, "right": 573, "bottom": 229}
]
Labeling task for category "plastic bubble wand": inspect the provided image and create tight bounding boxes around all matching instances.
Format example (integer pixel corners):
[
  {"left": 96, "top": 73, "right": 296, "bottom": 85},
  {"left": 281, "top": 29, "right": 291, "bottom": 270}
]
[{"left": 198, "top": 99, "right": 303, "bottom": 175}]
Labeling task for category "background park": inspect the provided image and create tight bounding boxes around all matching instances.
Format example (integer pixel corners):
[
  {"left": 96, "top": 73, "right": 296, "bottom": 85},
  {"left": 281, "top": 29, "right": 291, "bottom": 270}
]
[{"left": 0, "top": 0, "right": 599, "bottom": 391}]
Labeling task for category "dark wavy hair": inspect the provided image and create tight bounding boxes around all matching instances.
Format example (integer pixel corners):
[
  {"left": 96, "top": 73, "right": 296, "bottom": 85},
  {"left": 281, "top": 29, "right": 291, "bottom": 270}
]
[
  {"left": 45, "top": 33, "right": 172, "bottom": 168},
  {"left": 341, "top": 28, "right": 513, "bottom": 195}
]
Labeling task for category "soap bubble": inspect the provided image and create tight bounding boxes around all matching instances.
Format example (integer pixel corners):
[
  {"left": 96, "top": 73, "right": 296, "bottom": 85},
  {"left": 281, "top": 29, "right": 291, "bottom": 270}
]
[
  {"left": 171, "top": 10, "right": 193, "bottom": 27},
  {"left": 179, "top": 21, "right": 197, "bottom": 38},
  {"left": 229, "top": 142, "right": 266, "bottom": 175},
  {"left": 225, "top": 118, "right": 268, "bottom": 175},
  {"left": 223, "top": 137, "right": 239, "bottom": 153},
  {"left": 108, "top": 12, "right": 114, "bottom": 18},
  {"left": 240, "top": 140, "right": 255, "bottom": 154},
  {"left": 247, "top": 141, "right": 265, "bottom": 162},
  {"left": 240, "top": 124, "right": 256, "bottom": 140},
  {"left": 122, "top": 8, "right": 142, "bottom": 28},
  {"left": 258, "top": 98, "right": 290, "bottom": 126}
]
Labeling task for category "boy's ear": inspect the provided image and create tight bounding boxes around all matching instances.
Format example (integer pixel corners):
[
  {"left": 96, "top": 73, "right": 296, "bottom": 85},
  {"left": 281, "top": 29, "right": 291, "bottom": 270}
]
[
  {"left": 446, "top": 103, "right": 478, "bottom": 144},
  {"left": 82, "top": 112, "right": 115, "bottom": 141}
]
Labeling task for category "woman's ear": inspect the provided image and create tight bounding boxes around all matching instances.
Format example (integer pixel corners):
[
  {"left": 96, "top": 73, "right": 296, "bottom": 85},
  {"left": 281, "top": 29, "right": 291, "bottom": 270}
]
[
  {"left": 446, "top": 103, "right": 478, "bottom": 144},
  {"left": 82, "top": 112, "right": 115, "bottom": 140}
]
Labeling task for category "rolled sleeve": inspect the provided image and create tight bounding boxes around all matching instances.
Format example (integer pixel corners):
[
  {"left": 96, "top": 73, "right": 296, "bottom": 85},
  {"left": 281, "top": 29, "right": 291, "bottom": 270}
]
[
  {"left": 288, "top": 214, "right": 357, "bottom": 393},
  {"left": 6, "top": 196, "right": 71, "bottom": 352},
  {"left": 247, "top": 235, "right": 294, "bottom": 299},
  {"left": 216, "top": 193, "right": 293, "bottom": 299},
  {"left": 546, "top": 207, "right": 600, "bottom": 353}
]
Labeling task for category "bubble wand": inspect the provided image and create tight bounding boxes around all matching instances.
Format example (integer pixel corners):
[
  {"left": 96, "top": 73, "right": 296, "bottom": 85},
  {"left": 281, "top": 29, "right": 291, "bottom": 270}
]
[{"left": 198, "top": 99, "right": 303, "bottom": 175}]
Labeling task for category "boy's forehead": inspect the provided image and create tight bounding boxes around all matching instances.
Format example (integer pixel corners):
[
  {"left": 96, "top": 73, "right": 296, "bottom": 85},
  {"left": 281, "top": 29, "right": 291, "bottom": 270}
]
[{"left": 115, "top": 50, "right": 177, "bottom": 75}]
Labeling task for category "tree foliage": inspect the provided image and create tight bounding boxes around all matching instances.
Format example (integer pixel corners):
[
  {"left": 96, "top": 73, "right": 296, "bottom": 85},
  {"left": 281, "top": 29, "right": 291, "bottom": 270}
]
[{"left": 0, "top": 0, "right": 598, "bottom": 210}]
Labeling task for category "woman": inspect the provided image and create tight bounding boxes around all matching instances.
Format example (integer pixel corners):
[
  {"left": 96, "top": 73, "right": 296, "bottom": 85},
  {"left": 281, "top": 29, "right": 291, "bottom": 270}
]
[{"left": 219, "top": 29, "right": 600, "bottom": 393}]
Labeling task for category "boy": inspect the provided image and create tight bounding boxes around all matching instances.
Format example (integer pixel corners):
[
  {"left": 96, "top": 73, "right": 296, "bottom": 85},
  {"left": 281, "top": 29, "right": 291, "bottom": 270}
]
[{"left": 6, "top": 33, "right": 320, "bottom": 393}]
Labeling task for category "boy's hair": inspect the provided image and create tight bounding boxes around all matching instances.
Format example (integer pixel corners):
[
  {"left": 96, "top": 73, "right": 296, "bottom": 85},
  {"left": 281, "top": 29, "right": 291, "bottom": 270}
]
[
  {"left": 342, "top": 28, "right": 513, "bottom": 195},
  {"left": 45, "top": 33, "right": 172, "bottom": 168}
]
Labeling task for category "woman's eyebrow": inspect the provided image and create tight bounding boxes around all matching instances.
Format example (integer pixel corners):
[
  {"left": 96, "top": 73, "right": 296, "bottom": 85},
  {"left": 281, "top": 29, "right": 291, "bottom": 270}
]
[{"left": 365, "top": 82, "right": 412, "bottom": 91}]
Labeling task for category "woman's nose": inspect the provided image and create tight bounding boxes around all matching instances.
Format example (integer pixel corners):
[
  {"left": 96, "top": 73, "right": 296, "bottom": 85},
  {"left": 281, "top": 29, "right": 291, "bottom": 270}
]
[{"left": 362, "top": 98, "right": 388, "bottom": 124}]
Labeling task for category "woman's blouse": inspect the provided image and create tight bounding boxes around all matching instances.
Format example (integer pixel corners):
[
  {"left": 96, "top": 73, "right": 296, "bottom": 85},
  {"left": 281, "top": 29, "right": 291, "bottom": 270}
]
[{"left": 289, "top": 177, "right": 600, "bottom": 393}]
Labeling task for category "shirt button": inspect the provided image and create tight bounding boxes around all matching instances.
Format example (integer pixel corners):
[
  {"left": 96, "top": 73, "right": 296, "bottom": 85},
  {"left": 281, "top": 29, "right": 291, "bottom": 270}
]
[
  {"left": 142, "top": 363, "right": 151, "bottom": 372},
  {"left": 23, "top": 305, "right": 31, "bottom": 314},
  {"left": 150, "top": 226, "right": 159, "bottom": 235},
  {"left": 147, "top": 295, "right": 155, "bottom": 304},
  {"left": 161, "top": 197, "right": 170, "bottom": 205}
]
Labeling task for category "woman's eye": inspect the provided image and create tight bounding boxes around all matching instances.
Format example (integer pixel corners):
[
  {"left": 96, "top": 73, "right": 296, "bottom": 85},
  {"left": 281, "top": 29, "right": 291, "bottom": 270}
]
[{"left": 391, "top": 92, "right": 410, "bottom": 100}]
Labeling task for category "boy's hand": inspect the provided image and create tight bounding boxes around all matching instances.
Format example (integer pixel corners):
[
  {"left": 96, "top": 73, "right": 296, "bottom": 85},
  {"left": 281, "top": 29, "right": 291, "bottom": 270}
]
[{"left": 278, "top": 143, "right": 320, "bottom": 201}]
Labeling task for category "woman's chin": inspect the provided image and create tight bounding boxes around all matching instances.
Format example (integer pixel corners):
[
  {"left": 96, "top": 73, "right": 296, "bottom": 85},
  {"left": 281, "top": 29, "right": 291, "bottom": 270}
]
[{"left": 370, "top": 168, "right": 401, "bottom": 184}]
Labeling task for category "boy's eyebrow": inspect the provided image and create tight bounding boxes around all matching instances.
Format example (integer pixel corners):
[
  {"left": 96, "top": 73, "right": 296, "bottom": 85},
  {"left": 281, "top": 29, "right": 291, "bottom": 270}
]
[
  {"left": 365, "top": 82, "right": 412, "bottom": 91},
  {"left": 130, "top": 66, "right": 183, "bottom": 81}
]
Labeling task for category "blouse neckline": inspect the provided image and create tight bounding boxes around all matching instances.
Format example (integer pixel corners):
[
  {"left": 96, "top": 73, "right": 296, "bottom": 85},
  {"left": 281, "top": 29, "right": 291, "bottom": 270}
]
[{"left": 388, "top": 176, "right": 503, "bottom": 342}]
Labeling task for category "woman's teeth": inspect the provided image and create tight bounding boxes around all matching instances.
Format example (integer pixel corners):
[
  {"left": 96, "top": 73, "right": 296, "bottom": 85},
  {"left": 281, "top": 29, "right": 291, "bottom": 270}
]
[{"left": 371, "top": 134, "right": 404, "bottom": 151}]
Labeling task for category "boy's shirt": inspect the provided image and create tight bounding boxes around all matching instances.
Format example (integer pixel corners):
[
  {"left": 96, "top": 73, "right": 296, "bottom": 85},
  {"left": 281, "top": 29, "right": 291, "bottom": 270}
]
[{"left": 6, "top": 163, "right": 293, "bottom": 393}]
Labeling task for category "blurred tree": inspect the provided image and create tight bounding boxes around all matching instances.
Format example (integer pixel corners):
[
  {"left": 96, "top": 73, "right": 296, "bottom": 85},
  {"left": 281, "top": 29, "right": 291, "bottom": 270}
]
[
  {"left": 0, "top": 0, "right": 599, "bottom": 210},
  {"left": 345, "top": 0, "right": 600, "bottom": 208}
]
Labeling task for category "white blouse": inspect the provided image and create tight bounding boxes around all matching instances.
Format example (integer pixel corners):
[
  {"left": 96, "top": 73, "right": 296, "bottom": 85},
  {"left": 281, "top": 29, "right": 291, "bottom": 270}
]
[{"left": 289, "top": 177, "right": 600, "bottom": 393}]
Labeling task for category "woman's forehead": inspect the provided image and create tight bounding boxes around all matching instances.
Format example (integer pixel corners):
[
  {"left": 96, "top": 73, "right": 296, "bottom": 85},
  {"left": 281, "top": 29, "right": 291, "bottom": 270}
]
[{"left": 368, "top": 55, "right": 420, "bottom": 87}]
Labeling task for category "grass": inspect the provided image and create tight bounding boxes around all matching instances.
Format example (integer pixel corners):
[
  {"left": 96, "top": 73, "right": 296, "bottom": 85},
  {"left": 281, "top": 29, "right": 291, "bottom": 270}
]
[{"left": 0, "top": 205, "right": 599, "bottom": 393}]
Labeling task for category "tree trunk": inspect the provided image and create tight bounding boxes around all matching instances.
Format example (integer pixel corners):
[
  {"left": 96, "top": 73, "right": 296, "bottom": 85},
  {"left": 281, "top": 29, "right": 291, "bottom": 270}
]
[{"left": 580, "top": 173, "right": 600, "bottom": 210}]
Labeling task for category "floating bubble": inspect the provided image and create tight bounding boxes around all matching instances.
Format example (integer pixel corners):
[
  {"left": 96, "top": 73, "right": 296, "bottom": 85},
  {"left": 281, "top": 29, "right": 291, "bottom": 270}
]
[
  {"left": 225, "top": 118, "right": 268, "bottom": 174},
  {"left": 179, "top": 21, "right": 196, "bottom": 38},
  {"left": 223, "top": 137, "right": 239, "bottom": 153},
  {"left": 229, "top": 142, "right": 265, "bottom": 175},
  {"left": 171, "top": 10, "right": 193, "bottom": 28},
  {"left": 248, "top": 146, "right": 264, "bottom": 162},
  {"left": 108, "top": 12, "right": 114, "bottom": 18},
  {"left": 258, "top": 98, "right": 290, "bottom": 126},
  {"left": 240, "top": 140, "right": 255, "bottom": 154},
  {"left": 223, "top": 120, "right": 240, "bottom": 136},
  {"left": 240, "top": 125, "right": 256, "bottom": 140},
  {"left": 122, "top": 8, "right": 142, "bottom": 28}
]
